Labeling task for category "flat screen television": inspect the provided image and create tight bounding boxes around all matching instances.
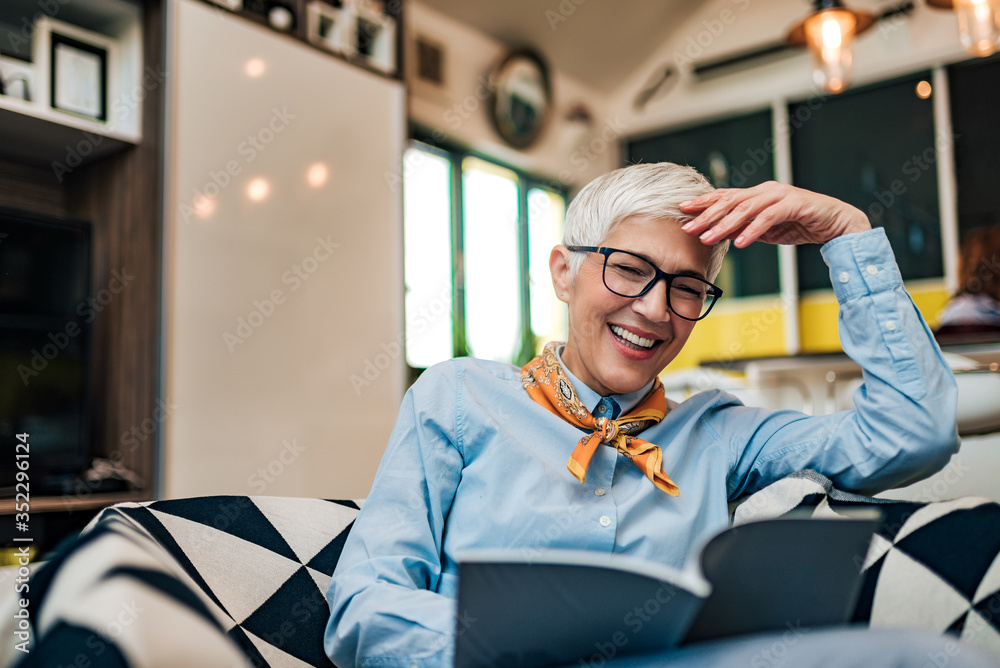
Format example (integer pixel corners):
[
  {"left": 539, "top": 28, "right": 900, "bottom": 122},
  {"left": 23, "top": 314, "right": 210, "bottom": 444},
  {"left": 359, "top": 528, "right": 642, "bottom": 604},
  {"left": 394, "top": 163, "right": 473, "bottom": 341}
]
[{"left": 0, "top": 207, "right": 93, "bottom": 495}]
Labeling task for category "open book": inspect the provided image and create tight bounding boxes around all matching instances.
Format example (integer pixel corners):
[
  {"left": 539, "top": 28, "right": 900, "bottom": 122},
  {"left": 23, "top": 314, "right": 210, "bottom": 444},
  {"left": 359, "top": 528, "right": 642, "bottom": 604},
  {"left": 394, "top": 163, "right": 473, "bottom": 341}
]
[{"left": 453, "top": 511, "right": 882, "bottom": 668}]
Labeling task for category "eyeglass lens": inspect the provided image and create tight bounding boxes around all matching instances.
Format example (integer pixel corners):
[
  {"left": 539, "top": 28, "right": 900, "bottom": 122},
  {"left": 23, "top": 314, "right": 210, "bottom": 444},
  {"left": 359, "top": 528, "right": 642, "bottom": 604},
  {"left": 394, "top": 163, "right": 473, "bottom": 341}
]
[{"left": 603, "top": 251, "right": 715, "bottom": 320}]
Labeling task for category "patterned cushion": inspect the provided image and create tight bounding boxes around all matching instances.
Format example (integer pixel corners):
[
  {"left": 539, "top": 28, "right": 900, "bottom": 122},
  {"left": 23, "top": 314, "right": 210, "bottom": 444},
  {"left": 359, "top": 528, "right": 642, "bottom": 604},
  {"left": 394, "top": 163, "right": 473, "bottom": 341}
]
[
  {"left": 4, "top": 515, "right": 252, "bottom": 667},
  {"left": 6, "top": 496, "right": 361, "bottom": 668},
  {"left": 733, "top": 470, "right": 1000, "bottom": 655}
]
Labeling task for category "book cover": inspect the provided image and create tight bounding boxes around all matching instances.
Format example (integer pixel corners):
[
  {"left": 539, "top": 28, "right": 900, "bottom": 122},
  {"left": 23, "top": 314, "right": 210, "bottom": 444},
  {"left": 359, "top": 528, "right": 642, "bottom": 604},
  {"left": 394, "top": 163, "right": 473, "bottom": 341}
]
[{"left": 454, "top": 511, "right": 882, "bottom": 668}]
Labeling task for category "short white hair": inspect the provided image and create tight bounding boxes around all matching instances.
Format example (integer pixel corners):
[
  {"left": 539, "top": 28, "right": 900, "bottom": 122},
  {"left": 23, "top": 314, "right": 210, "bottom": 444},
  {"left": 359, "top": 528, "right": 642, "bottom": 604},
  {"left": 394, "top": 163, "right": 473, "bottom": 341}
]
[{"left": 563, "top": 162, "right": 729, "bottom": 280}]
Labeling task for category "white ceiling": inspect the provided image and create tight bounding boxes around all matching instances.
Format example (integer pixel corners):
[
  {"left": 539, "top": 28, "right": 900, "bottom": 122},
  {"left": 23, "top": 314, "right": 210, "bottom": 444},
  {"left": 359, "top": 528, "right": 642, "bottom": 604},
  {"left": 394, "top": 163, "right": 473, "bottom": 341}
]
[{"left": 416, "top": 0, "right": 706, "bottom": 91}]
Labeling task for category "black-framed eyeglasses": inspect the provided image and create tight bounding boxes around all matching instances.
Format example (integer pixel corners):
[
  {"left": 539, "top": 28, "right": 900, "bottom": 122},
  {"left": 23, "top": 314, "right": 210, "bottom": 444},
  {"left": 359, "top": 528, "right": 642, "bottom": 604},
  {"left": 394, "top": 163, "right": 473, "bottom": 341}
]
[{"left": 567, "top": 246, "right": 723, "bottom": 321}]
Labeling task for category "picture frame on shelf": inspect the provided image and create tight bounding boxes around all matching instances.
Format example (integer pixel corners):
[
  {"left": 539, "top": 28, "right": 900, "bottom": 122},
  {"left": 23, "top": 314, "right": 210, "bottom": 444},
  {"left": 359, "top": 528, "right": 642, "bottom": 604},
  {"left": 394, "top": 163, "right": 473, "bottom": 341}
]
[
  {"left": 306, "top": 0, "right": 396, "bottom": 75},
  {"left": 353, "top": 0, "right": 396, "bottom": 75},
  {"left": 32, "top": 17, "right": 118, "bottom": 126},
  {"left": 51, "top": 33, "right": 107, "bottom": 121},
  {"left": 307, "top": 1, "right": 351, "bottom": 56}
]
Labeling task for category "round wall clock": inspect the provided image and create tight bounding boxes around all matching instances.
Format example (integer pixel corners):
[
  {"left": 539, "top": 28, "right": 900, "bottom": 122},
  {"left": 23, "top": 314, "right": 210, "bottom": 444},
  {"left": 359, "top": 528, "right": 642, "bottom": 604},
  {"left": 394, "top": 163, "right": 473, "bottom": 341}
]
[{"left": 489, "top": 49, "right": 552, "bottom": 149}]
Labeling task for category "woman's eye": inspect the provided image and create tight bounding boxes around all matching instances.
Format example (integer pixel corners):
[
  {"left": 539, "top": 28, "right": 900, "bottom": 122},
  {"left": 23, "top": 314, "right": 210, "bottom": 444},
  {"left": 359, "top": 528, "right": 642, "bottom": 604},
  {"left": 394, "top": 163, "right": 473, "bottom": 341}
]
[
  {"left": 613, "top": 264, "right": 646, "bottom": 277},
  {"left": 673, "top": 284, "right": 703, "bottom": 298}
]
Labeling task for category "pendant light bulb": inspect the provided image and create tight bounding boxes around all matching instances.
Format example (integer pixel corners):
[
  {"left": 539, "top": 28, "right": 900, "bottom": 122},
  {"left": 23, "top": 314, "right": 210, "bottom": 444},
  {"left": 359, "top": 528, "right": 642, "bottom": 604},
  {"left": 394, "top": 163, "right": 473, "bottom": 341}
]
[
  {"left": 805, "top": 8, "right": 858, "bottom": 93},
  {"left": 788, "top": 2, "right": 875, "bottom": 95},
  {"left": 954, "top": 0, "right": 1000, "bottom": 57}
]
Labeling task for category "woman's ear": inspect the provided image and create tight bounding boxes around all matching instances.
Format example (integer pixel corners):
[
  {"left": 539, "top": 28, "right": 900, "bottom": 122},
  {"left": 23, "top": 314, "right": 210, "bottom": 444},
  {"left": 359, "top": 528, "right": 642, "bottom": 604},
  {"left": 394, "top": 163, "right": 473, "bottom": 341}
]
[{"left": 550, "top": 245, "right": 573, "bottom": 305}]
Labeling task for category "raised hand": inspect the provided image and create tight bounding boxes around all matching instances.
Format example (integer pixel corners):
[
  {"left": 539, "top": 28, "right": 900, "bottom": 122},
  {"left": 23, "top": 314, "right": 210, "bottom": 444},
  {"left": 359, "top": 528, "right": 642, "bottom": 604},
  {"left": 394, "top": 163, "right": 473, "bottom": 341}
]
[{"left": 678, "top": 181, "right": 871, "bottom": 249}]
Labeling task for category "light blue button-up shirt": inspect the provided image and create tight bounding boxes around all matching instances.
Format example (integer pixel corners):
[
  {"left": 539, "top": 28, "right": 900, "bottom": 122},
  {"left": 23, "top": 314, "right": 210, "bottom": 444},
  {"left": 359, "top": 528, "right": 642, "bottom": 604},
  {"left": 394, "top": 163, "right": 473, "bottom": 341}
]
[{"left": 325, "top": 228, "right": 958, "bottom": 667}]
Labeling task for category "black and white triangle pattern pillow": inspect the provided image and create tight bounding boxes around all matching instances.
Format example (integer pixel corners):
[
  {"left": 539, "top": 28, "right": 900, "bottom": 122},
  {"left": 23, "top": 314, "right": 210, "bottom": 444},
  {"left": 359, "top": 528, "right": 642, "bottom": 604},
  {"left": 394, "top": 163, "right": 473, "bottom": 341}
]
[
  {"left": 3, "top": 496, "right": 361, "bottom": 668},
  {"left": 734, "top": 470, "right": 1000, "bottom": 655},
  {"left": 8, "top": 515, "right": 253, "bottom": 667},
  {"left": 104, "top": 496, "right": 362, "bottom": 668},
  {"left": 850, "top": 495, "right": 1000, "bottom": 655}
]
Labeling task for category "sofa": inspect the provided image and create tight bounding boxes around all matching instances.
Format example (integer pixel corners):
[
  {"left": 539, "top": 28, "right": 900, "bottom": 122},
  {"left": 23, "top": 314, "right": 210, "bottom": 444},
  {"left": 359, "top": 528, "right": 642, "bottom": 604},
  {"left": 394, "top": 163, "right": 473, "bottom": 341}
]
[{"left": 2, "top": 470, "right": 1000, "bottom": 667}]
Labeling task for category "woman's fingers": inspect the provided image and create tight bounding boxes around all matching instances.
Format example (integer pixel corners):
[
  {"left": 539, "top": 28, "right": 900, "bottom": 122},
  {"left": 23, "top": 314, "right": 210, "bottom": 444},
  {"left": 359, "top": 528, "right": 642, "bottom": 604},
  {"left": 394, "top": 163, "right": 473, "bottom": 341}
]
[
  {"left": 681, "top": 184, "right": 787, "bottom": 245},
  {"left": 680, "top": 182, "right": 871, "bottom": 247}
]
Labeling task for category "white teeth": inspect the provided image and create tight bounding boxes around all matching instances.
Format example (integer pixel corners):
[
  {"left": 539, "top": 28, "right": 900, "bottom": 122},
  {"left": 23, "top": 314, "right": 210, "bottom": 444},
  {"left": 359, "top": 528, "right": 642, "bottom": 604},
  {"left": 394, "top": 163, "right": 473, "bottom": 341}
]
[{"left": 611, "top": 325, "right": 656, "bottom": 349}]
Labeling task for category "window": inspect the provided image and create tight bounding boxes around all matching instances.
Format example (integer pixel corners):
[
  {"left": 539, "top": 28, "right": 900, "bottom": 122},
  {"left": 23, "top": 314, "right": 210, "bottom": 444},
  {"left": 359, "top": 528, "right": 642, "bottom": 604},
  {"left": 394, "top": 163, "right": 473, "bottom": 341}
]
[
  {"left": 402, "top": 140, "right": 567, "bottom": 371},
  {"left": 790, "top": 71, "right": 941, "bottom": 291},
  {"left": 402, "top": 145, "right": 453, "bottom": 369},
  {"left": 627, "top": 110, "right": 782, "bottom": 299},
  {"left": 949, "top": 55, "right": 1000, "bottom": 238}
]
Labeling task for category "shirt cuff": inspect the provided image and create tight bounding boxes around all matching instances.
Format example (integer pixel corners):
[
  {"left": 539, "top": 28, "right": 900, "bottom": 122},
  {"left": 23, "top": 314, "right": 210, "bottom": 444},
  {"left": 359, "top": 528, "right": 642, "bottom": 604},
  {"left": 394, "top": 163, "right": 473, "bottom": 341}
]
[{"left": 820, "top": 227, "right": 903, "bottom": 303}]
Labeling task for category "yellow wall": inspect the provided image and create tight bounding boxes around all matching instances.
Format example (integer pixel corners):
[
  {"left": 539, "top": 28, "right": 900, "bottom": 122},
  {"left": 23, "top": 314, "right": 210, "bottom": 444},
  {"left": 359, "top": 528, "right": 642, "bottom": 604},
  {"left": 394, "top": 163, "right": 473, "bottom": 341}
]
[
  {"left": 667, "top": 282, "right": 950, "bottom": 371},
  {"left": 669, "top": 295, "right": 790, "bottom": 371}
]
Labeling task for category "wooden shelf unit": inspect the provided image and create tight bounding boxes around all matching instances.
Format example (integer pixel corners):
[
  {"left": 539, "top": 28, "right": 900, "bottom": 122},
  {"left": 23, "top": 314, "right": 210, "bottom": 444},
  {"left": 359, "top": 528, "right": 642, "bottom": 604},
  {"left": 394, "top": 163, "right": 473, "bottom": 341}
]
[{"left": 0, "top": 0, "right": 164, "bottom": 514}]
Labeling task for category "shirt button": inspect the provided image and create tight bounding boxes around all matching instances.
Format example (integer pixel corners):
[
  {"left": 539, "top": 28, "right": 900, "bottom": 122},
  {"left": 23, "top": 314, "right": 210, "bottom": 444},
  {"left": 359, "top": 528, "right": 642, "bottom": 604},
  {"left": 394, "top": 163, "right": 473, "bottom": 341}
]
[
  {"left": 595, "top": 488, "right": 606, "bottom": 496},
  {"left": 866, "top": 265, "right": 879, "bottom": 276},
  {"left": 838, "top": 271, "right": 850, "bottom": 283},
  {"left": 886, "top": 321, "right": 897, "bottom": 331},
  {"left": 596, "top": 404, "right": 606, "bottom": 413},
  {"left": 599, "top": 515, "right": 611, "bottom": 527}
]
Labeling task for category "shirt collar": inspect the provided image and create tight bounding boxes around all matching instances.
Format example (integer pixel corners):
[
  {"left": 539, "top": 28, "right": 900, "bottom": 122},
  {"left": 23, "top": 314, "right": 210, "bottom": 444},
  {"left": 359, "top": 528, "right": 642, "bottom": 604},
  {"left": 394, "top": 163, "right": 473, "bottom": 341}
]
[{"left": 554, "top": 345, "right": 655, "bottom": 415}]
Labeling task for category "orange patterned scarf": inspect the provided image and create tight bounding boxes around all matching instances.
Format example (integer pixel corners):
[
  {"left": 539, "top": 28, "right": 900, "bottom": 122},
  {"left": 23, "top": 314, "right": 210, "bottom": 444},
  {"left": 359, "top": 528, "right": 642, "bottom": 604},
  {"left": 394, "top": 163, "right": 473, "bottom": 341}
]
[{"left": 520, "top": 342, "right": 678, "bottom": 496}]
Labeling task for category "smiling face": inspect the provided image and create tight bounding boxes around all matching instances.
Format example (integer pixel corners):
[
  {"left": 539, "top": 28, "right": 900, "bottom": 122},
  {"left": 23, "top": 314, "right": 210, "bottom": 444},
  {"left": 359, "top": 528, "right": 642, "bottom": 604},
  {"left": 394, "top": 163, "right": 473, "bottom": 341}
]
[{"left": 550, "top": 215, "right": 714, "bottom": 397}]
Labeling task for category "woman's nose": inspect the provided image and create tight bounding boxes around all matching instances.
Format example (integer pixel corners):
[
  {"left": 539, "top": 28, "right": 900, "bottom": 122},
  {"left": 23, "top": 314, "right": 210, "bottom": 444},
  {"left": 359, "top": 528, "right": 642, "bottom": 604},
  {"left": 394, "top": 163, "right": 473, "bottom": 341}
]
[{"left": 631, "top": 278, "right": 672, "bottom": 322}]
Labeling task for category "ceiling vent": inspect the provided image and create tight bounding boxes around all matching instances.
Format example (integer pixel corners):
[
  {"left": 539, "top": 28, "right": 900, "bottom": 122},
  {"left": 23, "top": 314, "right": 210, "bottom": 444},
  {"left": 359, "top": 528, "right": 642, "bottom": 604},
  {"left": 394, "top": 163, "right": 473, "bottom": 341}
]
[{"left": 415, "top": 36, "right": 444, "bottom": 86}]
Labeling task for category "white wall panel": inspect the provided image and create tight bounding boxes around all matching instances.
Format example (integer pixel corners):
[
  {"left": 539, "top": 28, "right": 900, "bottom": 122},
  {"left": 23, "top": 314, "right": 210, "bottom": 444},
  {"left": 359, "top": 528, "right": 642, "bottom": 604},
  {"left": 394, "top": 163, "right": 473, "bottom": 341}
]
[{"left": 162, "top": 0, "right": 404, "bottom": 499}]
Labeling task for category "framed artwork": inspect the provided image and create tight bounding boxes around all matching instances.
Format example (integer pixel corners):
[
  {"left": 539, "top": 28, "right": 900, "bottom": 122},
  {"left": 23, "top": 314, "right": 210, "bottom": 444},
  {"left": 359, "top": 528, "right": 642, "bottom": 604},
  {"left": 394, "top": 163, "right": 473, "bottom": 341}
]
[{"left": 50, "top": 32, "right": 107, "bottom": 122}]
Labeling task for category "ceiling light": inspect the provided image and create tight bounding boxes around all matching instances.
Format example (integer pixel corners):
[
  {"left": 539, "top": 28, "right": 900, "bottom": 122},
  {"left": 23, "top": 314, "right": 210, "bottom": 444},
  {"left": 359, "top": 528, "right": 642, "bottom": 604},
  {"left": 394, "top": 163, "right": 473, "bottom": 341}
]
[
  {"left": 927, "top": 0, "right": 1000, "bottom": 57},
  {"left": 788, "top": 0, "right": 876, "bottom": 94}
]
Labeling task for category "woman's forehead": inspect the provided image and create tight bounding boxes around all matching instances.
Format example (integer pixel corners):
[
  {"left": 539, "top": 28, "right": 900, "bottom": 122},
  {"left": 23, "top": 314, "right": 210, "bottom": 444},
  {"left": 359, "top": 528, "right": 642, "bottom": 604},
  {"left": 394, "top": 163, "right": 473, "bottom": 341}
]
[{"left": 601, "top": 216, "right": 713, "bottom": 272}]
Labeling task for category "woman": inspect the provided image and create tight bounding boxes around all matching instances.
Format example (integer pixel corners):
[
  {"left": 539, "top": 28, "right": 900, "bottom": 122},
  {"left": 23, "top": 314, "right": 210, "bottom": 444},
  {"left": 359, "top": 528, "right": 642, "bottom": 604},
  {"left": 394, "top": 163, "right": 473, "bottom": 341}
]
[
  {"left": 937, "top": 225, "right": 1000, "bottom": 334},
  {"left": 325, "top": 163, "right": 989, "bottom": 667}
]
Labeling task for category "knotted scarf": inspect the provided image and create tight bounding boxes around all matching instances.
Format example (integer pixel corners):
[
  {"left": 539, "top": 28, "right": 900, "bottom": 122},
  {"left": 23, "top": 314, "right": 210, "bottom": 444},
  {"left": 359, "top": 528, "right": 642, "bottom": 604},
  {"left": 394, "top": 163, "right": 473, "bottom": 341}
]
[{"left": 520, "top": 342, "right": 678, "bottom": 496}]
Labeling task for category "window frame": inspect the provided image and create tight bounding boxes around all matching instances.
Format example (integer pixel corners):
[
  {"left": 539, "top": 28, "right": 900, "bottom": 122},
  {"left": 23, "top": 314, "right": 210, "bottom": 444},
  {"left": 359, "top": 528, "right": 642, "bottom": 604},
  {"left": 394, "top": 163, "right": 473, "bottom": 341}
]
[{"left": 405, "top": 128, "right": 568, "bottom": 375}]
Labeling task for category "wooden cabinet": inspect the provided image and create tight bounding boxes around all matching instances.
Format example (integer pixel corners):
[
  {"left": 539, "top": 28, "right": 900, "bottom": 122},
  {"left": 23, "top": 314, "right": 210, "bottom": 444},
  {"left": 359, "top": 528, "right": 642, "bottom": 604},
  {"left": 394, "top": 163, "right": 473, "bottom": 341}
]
[{"left": 0, "top": 0, "right": 163, "bottom": 523}]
